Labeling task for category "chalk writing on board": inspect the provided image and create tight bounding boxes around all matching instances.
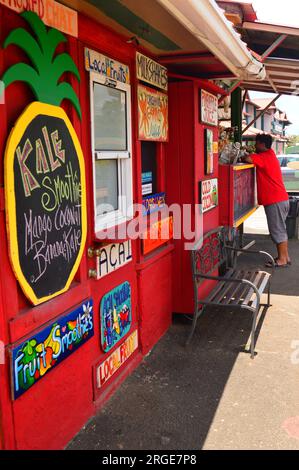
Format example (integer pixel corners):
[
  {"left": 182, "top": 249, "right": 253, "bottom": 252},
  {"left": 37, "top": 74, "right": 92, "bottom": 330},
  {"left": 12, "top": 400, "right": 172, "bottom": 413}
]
[
  {"left": 13, "top": 114, "right": 85, "bottom": 300},
  {"left": 234, "top": 168, "right": 255, "bottom": 223}
]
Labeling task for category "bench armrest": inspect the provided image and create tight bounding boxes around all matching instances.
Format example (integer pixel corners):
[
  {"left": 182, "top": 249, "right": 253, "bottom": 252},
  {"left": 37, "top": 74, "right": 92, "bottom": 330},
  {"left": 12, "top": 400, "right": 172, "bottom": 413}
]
[
  {"left": 224, "top": 246, "right": 275, "bottom": 274},
  {"left": 195, "top": 273, "right": 261, "bottom": 306}
]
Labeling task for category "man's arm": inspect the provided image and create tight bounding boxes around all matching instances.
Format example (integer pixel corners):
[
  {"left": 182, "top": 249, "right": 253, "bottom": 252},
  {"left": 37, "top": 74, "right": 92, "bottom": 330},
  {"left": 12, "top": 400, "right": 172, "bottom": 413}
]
[{"left": 242, "top": 155, "right": 253, "bottom": 164}]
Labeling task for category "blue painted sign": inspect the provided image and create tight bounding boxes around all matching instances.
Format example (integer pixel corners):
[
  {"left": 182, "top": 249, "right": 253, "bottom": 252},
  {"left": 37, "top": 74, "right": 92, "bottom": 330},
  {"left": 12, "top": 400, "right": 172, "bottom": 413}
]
[
  {"left": 11, "top": 300, "right": 94, "bottom": 400},
  {"left": 142, "top": 192, "right": 166, "bottom": 215},
  {"left": 100, "top": 282, "right": 131, "bottom": 353},
  {"left": 142, "top": 172, "right": 153, "bottom": 184}
]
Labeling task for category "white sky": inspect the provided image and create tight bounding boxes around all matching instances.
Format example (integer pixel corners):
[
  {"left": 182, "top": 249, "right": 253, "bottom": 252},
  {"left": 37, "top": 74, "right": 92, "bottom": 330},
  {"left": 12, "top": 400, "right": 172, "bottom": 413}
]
[
  {"left": 248, "top": 1, "right": 299, "bottom": 134},
  {"left": 252, "top": 0, "right": 299, "bottom": 27}
]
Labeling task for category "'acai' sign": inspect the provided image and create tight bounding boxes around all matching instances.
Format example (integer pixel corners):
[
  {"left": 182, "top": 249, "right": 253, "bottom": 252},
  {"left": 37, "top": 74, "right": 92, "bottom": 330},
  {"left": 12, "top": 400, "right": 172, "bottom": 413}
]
[{"left": 5, "top": 103, "right": 87, "bottom": 305}]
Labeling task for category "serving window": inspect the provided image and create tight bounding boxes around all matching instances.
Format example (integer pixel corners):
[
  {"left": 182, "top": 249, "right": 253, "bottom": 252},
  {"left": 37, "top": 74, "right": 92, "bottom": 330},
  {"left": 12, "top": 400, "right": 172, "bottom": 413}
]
[
  {"left": 90, "top": 72, "right": 133, "bottom": 232},
  {"left": 141, "top": 141, "right": 158, "bottom": 197}
]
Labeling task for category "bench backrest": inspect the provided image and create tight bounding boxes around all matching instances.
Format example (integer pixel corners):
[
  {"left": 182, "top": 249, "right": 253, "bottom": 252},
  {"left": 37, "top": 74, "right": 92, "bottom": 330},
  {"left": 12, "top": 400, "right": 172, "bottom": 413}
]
[{"left": 191, "top": 227, "right": 227, "bottom": 283}]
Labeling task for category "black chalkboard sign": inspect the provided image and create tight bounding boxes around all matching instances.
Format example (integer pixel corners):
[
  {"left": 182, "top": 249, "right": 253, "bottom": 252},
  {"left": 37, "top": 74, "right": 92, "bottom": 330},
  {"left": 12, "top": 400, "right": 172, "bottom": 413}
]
[
  {"left": 233, "top": 168, "right": 256, "bottom": 223},
  {"left": 5, "top": 103, "right": 87, "bottom": 305}
]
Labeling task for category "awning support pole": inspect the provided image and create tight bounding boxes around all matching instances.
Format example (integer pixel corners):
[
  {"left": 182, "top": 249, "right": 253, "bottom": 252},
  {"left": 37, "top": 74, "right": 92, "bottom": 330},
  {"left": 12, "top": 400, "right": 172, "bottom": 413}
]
[
  {"left": 242, "top": 94, "right": 282, "bottom": 135},
  {"left": 231, "top": 87, "right": 242, "bottom": 143},
  {"left": 261, "top": 34, "right": 288, "bottom": 61},
  {"left": 219, "top": 79, "right": 242, "bottom": 104}
]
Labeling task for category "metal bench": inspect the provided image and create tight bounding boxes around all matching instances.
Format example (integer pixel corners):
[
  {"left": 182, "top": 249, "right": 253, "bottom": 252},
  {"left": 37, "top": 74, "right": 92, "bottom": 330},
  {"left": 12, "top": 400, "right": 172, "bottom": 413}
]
[{"left": 186, "top": 227, "right": 275, "bottom": 358}]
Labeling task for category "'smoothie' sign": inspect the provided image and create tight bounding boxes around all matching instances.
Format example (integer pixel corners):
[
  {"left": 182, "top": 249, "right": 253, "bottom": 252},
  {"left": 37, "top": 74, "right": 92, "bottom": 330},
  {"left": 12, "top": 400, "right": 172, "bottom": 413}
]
[{"left": 5, "top": 103, "right": 87, "bottom": 305}]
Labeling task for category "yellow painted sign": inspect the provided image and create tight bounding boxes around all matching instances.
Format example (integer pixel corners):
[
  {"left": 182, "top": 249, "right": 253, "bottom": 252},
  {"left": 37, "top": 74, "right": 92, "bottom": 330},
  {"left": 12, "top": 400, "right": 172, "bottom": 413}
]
[
  {"left": 97, "top": 330, "right": 139, "bottom": 388},
  {"left": 0, "top": 0, "right": 78, "bottom": 37},
  {"left": 5, "top": 102, "right": 87, "bottom": 305}
]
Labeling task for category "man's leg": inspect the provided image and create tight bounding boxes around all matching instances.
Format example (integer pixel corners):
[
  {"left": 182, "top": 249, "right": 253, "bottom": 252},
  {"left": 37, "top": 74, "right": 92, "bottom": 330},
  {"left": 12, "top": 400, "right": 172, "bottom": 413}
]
[
  {"left": 265, "top": 201, "right": 290, "bottom": 266},
  {"left": 276, "top": 240, "right": 289, "bottom": 265}
]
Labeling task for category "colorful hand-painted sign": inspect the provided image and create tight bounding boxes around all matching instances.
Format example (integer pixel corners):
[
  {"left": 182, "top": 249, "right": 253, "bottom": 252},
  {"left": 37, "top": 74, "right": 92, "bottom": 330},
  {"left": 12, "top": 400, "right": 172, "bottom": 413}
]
[
  {"left": 97, "top": 329, "right": 138, "bottom": 388},
  {"left": 5, "top": 103, "right": 86, "bottom": 305},
  {"left": 201, "top": 89, "right": 218, "bottom": 127},
  {"left": 0, "top": 0, "right": 78, "bottom": 37},
  {"left": 138, "top": 85, "right": 168, "bottom": 142},
  {"left": 2, "top": 13, "right": 86, "bottom": 305},
  {"left": 200, "top": 178, "right": 218, "bottom": 213},
  {"left": 100, "top": 282, "right": 132, "bottom": 353},
  {"left": 142, "top": 172, "right": 153, "bottom": 184},
  {"left": 85, "top": 48, "right": 130, "bottom": 84},
  {"left": 204, "top": 128, "right": 214, "bottom": 175},
  {"left": 136, "top": 52, "right": 168, "bottom": 91},
  {"left": 142, "top": 216, "right": 173, "bottom": 255},
  {"left": 142, "top": 192, "right": 166, "bottom": 216},
  {"left": 11, "top": 300, "right": 94, "bottom": 400},
  {"left": 96, "top": 241, "right": 132, "bottom": 280}
]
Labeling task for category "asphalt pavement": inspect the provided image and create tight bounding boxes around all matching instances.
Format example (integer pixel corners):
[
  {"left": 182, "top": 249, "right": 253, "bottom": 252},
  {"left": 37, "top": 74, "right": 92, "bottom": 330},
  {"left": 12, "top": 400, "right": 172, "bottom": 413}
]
[{"left": 67, "top": 234, "right": 299, "bottom": 450}]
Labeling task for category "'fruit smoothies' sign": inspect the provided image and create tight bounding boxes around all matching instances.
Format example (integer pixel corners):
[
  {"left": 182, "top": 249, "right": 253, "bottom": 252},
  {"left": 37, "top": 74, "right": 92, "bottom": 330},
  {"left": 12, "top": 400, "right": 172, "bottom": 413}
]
[
  {"left": 85, "top": 48, "right": 130, "bottom": 84},
  {"left": 138, "top": 85, "right": 168, "bottom": 142},
  {"left": 200, "top": 179, "right": 218, "bottom": 213},
  {"left": 11, "top": 300, "right": 94, "bottom": 400},
  {"left": 0, "top": 0, "right": 78, "bottom": 37},
  {"left": 100, "top": 282, "right": 132, "bottom": 353},
  {"left": 142, "top": 216, "right": 173, "bottom": 255},
  {"left": 96, "top": 241, "right": 132, "bottom": 280},
  {"left": 97, "top": 330, "right": 138, "bottom": 388},
  {"left": 5, "top": 103, "right": 87, "bottom": 305},
  {"left": 136, "top": 52, "right": 168, "bottom": 91},
  {"left": 201, "top": 89, "right": 218, "bottom": 127}
]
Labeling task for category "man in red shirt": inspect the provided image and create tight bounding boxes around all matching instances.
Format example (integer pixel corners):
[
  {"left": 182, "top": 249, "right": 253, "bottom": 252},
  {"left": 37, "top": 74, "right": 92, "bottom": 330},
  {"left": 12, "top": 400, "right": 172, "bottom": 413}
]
[{"left": 243, "top": 134, "right": 290, "bottom": 267}]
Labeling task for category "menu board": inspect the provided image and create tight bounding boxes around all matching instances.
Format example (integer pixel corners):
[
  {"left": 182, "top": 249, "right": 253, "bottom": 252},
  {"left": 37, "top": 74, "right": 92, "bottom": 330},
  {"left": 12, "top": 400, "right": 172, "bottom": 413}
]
[
  {"left": 5, "top": 104, "right": 86, "bottom": 305},
  {"left": 233, "top": 167, "right": 256, "bottom": 223}
]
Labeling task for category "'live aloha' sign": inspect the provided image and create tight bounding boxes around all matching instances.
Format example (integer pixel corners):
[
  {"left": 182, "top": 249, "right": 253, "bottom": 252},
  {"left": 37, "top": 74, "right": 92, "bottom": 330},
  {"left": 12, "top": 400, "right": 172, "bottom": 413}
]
[{"left": 0, "top": 0, "right": 78, "bottom": 37}]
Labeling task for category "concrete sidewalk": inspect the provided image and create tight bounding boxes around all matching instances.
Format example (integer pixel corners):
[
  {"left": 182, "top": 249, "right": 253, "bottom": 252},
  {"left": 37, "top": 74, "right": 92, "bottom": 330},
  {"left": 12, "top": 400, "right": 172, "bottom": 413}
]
[{"left": 67, "top": 235, "right": 299, "bottom": 450}]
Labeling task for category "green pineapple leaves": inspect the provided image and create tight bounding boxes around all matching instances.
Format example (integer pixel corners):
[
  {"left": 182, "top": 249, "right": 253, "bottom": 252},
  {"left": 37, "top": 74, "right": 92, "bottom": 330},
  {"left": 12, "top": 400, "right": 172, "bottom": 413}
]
[{"left": 2, "top": 11, "right": 82, "bottom": 119}]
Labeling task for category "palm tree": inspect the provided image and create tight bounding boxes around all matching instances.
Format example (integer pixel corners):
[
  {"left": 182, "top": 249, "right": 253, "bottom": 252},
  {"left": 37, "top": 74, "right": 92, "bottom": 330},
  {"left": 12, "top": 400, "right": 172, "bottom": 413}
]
[{"left": 2, "top": 10, "right": 81, "bottom": 118}]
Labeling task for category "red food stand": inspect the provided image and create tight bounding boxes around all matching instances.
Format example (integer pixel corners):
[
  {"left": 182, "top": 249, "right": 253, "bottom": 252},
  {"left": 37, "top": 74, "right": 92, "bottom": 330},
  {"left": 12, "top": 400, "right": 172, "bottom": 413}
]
[
  {"left": 0, "top": 5, "right": 173, "bottom": 450},
  {"left": 0, "top": 0, "right": 260, "bottom": 452}
]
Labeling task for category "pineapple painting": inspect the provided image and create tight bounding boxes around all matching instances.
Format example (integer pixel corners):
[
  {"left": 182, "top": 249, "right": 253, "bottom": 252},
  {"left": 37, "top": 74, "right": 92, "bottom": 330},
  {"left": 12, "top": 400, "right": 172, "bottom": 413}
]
[{"left": 2, "top": 12, "right": 87, "bottom": 305}]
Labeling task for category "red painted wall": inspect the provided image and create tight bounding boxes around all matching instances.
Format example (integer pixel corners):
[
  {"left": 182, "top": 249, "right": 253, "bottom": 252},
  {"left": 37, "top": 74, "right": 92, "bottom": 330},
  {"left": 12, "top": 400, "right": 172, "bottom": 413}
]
[
  {"left": 165, "top": 81, "right": 219, "bottom": 315},
  {"left": 0, "top": 6, "right": 172, "bottom": 449}
]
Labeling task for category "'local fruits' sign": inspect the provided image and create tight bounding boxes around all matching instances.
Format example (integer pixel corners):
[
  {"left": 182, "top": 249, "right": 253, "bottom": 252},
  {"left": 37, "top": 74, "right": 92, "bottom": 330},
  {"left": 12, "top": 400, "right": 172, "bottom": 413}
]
[
  {"left": 97, "top": 329, "right": 138, "bottom": 388},
  {"left": 11, "top": 300, "right": 94, "bottom": 400},
  {"left": 85, "top": 48, "right": 130, "bottom": 84}
]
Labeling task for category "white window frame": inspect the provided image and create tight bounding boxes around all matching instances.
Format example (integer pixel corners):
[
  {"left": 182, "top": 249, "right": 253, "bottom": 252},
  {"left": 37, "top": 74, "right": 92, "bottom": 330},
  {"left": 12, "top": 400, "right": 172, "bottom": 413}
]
[{"left": 90, "top": 72, "right": 133, "bottom": 233}]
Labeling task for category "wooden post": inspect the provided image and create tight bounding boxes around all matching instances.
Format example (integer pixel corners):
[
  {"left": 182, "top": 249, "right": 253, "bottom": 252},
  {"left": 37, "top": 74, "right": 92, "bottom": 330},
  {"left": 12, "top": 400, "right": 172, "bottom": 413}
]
[{"left": 231, "top": 87, "right": 242, "bottom": 143}]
